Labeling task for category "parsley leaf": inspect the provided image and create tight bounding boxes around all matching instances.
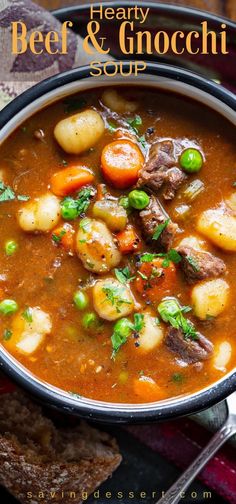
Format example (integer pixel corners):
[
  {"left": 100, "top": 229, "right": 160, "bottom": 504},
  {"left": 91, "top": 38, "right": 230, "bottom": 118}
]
[
  {"left": 107, "top": 120, "right": 117, "bottom": 132},
  {"left": 186, "top": 256, "right": 200, "bottom": 272},
  {"left": 22, "top": 307, "right": 33, "bottom": 323},
  {"left": 152, "top": 219, "right": 170, "bottom": 241},
  {"left": 124, "top": 115, "right": 148, "bottom": 150},
  {"left": 158, "top": 298, "right": 198, "bottom": 340},
  {"left": 0, "top": 184, "right": 15, "bottom": 202},
  {"left": 111, "top": 330, "right": 128, "bottom": 359},
  {"left": 0, "top": 182, "right": 30, "bottom": 203},
  {"left": 102, "top": 284, "right": 131, "bottom": 314},
  {"left": 168, "top": 249, "right": 182, "bottom": 264},
  {"left": 111, "top": 312, "right": 145, "bottom": 359},
  {"left": 172, "top": 372, "right": 184, "bottom": 383},
  {"left": 140, "top": 249, "right": 181, "bottom": 267},
  {"left": 17, "top": 195, "right": 30, "bottom": 201},
  {"left": 52, "top": 229, "right": 66, "bottom": 243},
  {"left": 114, "top": 267, "right": 135, "bottom": 284},
  {"left": 133, "top": 313, "right": 144, "bottom": 332},
  {"left": 3, "top": 329, "right": 12, "bottom": 341},
  {"left": 61, "top": 187, "right": 95, "bottom": 221},
  {"left": 127, "top": 115, "right": 142, "bottom": 133}
]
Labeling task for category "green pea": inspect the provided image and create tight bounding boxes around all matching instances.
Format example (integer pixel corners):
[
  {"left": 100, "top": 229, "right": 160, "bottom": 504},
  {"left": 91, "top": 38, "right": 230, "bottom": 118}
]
[
  {"left": 113, "top": 318, "right": 133, "bottom": 338},
  {"left": 180, "top": 148, "right": 203, "bottom": 173},
  {"left": 128, "top": 190, "right": 150, "bottom": 210},
  {"left": 82, "top": 312, "right": 98, "bottom": 330},
  {"left": 73, "top": 290, "right": 89, "bottom": 310},
  {"left": 0, "top": 299, "right": 18, "bottom": 316},
  {"left": 5, "top": 240, "right": 18, "bottom": 256},
  {"left": 61, "top": 198, "right": 78, "bottom": 220}
]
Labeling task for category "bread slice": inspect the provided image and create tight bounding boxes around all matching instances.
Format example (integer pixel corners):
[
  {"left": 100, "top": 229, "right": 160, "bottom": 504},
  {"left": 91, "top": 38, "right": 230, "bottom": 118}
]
[{"left": 0, "top": 391, "right": 122, "bottom": 503}]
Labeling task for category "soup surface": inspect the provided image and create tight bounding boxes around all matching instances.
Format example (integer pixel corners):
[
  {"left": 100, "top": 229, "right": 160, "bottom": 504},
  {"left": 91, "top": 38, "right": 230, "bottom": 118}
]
[{"left": 0, "top": 87, "right": 236, "bottom": 403}]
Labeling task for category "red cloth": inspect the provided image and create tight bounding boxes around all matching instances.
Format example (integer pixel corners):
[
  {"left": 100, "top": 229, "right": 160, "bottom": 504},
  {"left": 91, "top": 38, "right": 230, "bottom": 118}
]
[{"left": 127, "top": 422, "right": 236, "bottom": 503}]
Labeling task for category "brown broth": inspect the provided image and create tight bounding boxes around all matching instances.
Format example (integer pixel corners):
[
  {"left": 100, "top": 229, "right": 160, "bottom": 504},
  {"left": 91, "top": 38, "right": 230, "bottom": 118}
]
[{"left": 0, "top": 87, "right": 236, "bottom": 403}]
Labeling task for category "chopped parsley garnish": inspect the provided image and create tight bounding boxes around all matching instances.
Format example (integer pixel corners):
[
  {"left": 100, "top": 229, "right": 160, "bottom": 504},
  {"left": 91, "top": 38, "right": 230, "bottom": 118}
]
[
  {"left": 107, "top": 120, "right": 117, "bottom": 132},
  {"left": 61, "top": 159, "right": 68, "bottom": 167},
  {"left": 186, "top": 255, "right": 200, "bottom": 272},
  {"left": 64, "top": 97, "right": 86, "bottom": 114},
  {"left": 3, "top": 329, "right": 12, "bottom": 341},
  {"left": 133, "top": 313, "right": 144, "bottom": 332},
  {"left": 158, "top": 298, "right": 198, "bottom": 340},
  {"left": 102, "top": 284, "right": 131, "bottom": 314},
  {"left": 152, "top": 219, "right": 170, "bottom": 241},
  {"left": 0, "top": 183, "right": 15, "bottom": 202},
  {"left": 111, "top": 313, "right": 145, "bottom": 359},
  {"left": 79, "top": 217, "right": 91, "bottom": 232},
  {"left": 17, "top": 195, "right": 30, "bottom": 201},
  {"left": 140, "top": 249, "right": 181, "bottom": 268},
  {"left": 61, "top": 187, "right": 95, "bottom": 221},
  {"left": 127, "top": 115, "right": 142, "bottom": 133},
  {"left": 119, "top": 196, "right": 130, "bottom": 211},
  {"left": 0, "top": 182, "right": 30, "bottom": 203},
  {"left": 114, "top": 267, "right": 135, "bottom": 284},
  {"left": 124, "top": 115, "right": 148, "bottom": 150},
  {"left": 22, "top": 307, "right": 33, "bottom": 323},
  {"left": 52, "top": 229, "right": 66, "bottom": 243},
  {"left": 172, "top": 372, "right": 184, "bottom": 383},
  {"left": 232, "top": 182, "right": 236, "bottom": 187},
  {"left": 137, "top": 270, "right": 148, "bottom": 280}
]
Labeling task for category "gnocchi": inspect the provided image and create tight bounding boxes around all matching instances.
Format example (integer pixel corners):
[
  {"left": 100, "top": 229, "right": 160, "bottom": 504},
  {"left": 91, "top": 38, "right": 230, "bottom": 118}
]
[
  {"left": 138, "top": 313, "right": 164, "bottom": 353},
  {"left": 191, "top": 278, "right": 229, "bottom": 320},
  {"left": 5, "top": 308, "right": 52, "bottom": 355},
  {"left": 177, "top": 235, "right": 206, "bottom": 250},
  {"left": 197, "top": 208, "right": 236, "bottom": 251},
  {"left": 76, "top": 218, "right": 121, "bottom": 273},
  {"left": 54, "top": 109, "right": 105, "bottom": 155},
  {"left": 101, "top": 89, "right": 138, "bottom": 113},
  {"left": 93, "top": 278, "right": 135, "bottom": 321},
  {"left": 214, "top": 341, "right": 232, "bottom": 371},
  {"left": 226, "top": 193, "right": 236, "bottom": 213},
  {"left": 18, "top": 193, "right": 61, "bottom": 233}
]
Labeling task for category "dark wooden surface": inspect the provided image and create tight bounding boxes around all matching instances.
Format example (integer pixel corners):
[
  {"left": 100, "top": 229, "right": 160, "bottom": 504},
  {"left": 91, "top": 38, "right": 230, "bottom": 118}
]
[{"left": 34, "top": 0, "right": 236, "bottom": 21}]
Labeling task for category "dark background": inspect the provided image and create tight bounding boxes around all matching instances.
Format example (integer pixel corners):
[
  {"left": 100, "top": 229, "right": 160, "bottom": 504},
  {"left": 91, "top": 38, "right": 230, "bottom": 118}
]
[{"left": 35, "top": 0, "right": 236, "bottom": 21}]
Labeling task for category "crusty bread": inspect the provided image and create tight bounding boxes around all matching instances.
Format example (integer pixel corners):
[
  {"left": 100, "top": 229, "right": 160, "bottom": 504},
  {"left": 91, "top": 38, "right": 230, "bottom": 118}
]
[{"left": 0, "top": 391, "right": 122, "bottom": 504}]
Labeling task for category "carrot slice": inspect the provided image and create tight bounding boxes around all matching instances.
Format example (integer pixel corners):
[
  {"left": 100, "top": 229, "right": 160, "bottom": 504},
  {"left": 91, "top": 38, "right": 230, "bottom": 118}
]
[
  {"left": 50, "top": 165, "right": 94, "bottom": 196},
  {"left": 52, "top": 224, "right": 75, "bottom": 253},
  {"left": 101, "top": 140, "right": 144, "bottom": 189},
  {"left": 116, "top": 226, "right": 141, "bottom": 254},
  {"left": 135, "top": 258, "right": 177, "bottom": 303},
  {"left": 133, "top": 377, "right": 165, "bottom": 402}
]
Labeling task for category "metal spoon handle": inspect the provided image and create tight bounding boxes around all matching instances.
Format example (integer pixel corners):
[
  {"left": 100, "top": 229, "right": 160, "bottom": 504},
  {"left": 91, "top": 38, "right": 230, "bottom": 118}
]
[{"left": 156, "top": 420, "right": 236, "bottom": 504}]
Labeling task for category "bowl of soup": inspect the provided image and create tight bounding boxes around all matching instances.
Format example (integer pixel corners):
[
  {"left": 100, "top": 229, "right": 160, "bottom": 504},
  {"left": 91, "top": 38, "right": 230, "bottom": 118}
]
[{"left": 0, "top": 63, "right": 235, "bottom": 422}]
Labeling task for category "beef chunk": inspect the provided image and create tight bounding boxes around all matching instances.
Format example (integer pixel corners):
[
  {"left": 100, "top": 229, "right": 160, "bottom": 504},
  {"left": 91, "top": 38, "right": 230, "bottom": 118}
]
[
  {"left": 165, "top": 327, "right": 214, "bottom": 364},
  {"left": 139, "top": 195, "right": 178, "bottom": 250},
  {"left": 163, "top": 167, "right": 187, "bottom": 200},
  {"left": 138, "top": 140, "right": 187, "bottom": 200},
  {"left": 178, "top": 245, "right": 226, "bottom": 284}
]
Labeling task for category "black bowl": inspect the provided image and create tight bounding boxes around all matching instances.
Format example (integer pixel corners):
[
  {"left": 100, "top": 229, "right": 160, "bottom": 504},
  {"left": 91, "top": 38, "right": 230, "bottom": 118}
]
[{"left": 0, "top": 62, "right": 235, "bottom": 423}]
